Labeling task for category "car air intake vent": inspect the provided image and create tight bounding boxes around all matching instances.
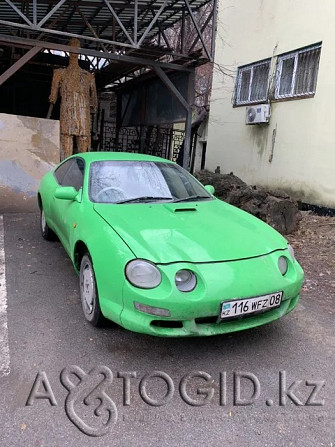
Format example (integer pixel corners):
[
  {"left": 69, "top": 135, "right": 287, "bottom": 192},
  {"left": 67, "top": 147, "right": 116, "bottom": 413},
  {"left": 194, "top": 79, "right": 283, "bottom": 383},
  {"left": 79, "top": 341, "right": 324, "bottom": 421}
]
[
  {"left": 195, "top": 316, "right": 218, "bottom": 324},
  {"left": 174, "top": 208, "right": 197, "bottom": 212},
  {"left": 151, "top": 320, "right": 183, "bottom": 328}
]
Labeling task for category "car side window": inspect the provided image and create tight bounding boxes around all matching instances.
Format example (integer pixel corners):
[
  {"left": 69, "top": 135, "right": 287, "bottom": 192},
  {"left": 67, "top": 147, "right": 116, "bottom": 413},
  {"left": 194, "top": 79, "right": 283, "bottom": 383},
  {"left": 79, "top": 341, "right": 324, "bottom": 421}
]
[
  {"left": 54, "top": 159, "right": 73, "bottom": 184},
  {"left": 61, "top": 158, "right": 85, "bottom": 191}
]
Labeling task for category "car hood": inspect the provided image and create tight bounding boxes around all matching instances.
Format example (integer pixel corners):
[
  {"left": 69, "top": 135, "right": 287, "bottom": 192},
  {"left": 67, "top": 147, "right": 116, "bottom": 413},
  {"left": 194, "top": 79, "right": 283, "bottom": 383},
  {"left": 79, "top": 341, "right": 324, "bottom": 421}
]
[{"left": 93, "top": 200, "right": 287, "bottom": 264}]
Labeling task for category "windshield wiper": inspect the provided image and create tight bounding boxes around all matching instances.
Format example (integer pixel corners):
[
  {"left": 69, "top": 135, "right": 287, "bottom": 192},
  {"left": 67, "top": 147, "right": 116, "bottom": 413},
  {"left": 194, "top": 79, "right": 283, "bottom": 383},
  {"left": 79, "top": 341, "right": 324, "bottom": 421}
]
[
  {"left": 173, "top": 195, "right": 211, "bottom": 203},
  {"left": 115, "top": 196, "right": 173, "bottom": 204}
]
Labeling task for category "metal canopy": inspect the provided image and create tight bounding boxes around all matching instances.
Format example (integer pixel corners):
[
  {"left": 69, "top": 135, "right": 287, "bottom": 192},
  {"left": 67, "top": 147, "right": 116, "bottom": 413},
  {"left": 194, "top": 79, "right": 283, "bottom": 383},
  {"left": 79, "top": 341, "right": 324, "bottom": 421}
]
[
  {"left": 0, "top": 0, "right": 217, "bottom": 169},
  {"left": 0, "top": 0, "right": 215, "bottom": 64}
]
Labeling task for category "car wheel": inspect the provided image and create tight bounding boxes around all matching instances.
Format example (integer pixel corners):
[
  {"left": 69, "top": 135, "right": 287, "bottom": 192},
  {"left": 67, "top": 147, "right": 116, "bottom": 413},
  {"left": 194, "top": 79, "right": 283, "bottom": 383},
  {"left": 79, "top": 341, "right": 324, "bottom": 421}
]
[
  {"left": 40, "top": 208, "right": 56, "bottom": 241},
  {"left": 80, "top": 254, "right": 104, "bottom": 327}
]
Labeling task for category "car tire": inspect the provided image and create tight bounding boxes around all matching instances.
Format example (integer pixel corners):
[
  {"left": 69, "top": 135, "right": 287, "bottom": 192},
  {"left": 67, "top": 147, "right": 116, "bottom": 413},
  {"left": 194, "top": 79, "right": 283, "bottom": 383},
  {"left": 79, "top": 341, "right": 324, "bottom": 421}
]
[
  {"left": 80, "top": 254, "right": 104, "bottom": 327},
  {"left": 40, "top": 208, "right": 56, "bottom": 241}
]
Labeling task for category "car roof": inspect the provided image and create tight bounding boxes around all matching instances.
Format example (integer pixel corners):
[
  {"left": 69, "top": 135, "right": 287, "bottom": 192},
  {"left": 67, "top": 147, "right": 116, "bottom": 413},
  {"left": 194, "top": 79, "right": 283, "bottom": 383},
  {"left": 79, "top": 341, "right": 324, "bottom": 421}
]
[{"left": 68, "top": 151, "right": 175, "bottom": 164}]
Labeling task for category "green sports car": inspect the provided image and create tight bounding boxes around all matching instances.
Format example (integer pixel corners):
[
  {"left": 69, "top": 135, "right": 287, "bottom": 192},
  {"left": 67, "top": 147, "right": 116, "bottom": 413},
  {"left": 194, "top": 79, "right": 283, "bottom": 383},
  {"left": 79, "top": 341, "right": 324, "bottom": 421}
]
[{"left": 37, "top": 152, "right": 304, "bottom": 337}]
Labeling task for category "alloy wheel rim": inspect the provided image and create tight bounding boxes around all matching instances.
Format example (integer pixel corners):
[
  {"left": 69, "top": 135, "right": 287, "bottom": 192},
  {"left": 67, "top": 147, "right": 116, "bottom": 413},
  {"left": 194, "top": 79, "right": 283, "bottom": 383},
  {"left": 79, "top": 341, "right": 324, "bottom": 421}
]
[
  {"left": 41, "top": 210, "right": 46, "bottom": 232},
  {"left": 81, "top": 263, "right": 94, "bottom": 314}
]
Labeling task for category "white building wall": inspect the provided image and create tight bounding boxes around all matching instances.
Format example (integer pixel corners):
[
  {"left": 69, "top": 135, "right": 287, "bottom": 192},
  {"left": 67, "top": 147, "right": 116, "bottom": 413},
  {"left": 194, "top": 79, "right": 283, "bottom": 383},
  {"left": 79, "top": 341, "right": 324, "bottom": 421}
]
[{"left": 207, "top": 0, "right": 335, "bottom": 207}]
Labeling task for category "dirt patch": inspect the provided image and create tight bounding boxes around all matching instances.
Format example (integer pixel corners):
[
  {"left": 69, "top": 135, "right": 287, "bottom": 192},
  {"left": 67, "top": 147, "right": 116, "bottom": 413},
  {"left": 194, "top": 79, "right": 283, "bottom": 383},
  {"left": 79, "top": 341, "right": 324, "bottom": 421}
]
[
  {"left": 287, "top": 211, "right": 335, "bottom": 312},
  {"left": 195, "top": 170, "right": 301, "bottom": 234}
]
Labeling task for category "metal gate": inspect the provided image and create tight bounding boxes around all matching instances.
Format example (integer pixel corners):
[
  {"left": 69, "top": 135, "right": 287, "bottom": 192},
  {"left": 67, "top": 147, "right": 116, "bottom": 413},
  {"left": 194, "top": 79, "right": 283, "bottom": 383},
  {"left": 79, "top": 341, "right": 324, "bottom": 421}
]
[{"left": 101, "top": 123, "right": 185, "bottom": 161}]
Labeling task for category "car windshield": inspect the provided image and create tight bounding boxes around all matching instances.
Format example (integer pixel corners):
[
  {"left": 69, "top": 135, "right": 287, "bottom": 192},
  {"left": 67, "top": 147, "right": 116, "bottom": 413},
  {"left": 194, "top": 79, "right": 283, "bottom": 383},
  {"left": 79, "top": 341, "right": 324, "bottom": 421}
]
[{"left": 89, "top": 160, "right": 212, "bottom": 204}]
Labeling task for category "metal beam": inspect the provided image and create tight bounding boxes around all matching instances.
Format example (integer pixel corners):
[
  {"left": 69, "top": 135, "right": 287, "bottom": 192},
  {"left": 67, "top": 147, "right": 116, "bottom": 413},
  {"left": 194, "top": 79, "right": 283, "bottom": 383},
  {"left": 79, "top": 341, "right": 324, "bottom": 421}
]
[
  {"left": 180, "top": 8, "right": 185, "bottom": 54},
  {"left": 37, "top": 4, "right": 71, "bottom": 41},
  {"left": 134, "top": 0, "right": 138, "bottom": 44},
  {"left": 33, "top": 0, "right": 37, "bottom": 26},
  {"left": 148, "top": 0, "right": 200, "bottom": 43},
  {"left": 112, "top": 15, "right": 116, "bottom": 52},
  {"left": 137, "top": 0, "right": 168, "bottom": 46},
  {"left": 128, "top": 0, "right": 184, "bottom": 45},
  {"left": 183, "top": 69, "right": 195, "bottom": 170},
  {"left": 150, "top": 9, "right": 171, "bottom": 51},
  {"left": 103, "top": 0, "right": 135, "bottom": 46},
  {"left": 37, "top": 0, "right": 67, "bottom": 28},
  {"left": 0, "top": 34, "right": 193, "bottom": 73},
  {"left": 78, "top": 6, "right": 100, "bottom": 35},
  {"left": 189, "top": 9, "right": 213, "bottom": 53},
  {"left": 184, "top": 0, "right": 212, "bottom": 60},
  {"left": 8, "top": 0, "right": 177, "bottom": 8},
  {"left": 0, "top": 0, "right": 215, "bottom": 62},
  {"left": 98, "top": 0, "right": 134, "bottom": 36},
  {"left": 4, "top": 0, "right": 33, "bottom": 26},
  {"left": 75, "top": 6, "right": 107, "bottom": 52},
  {"left": 183, "top": 108, "right": 192, "bottom": 170},
  {"left": 154, "top": 66, "right": 190, "bottom": 111},
  {"left": 0, "top": 46, "right": 40, "bottom": 86},
  {"left": 0, "top": 19, "right": 135, "bottom": 50},
  {"left": 61, "top": 5, "right": 75, "bottom": 31}
]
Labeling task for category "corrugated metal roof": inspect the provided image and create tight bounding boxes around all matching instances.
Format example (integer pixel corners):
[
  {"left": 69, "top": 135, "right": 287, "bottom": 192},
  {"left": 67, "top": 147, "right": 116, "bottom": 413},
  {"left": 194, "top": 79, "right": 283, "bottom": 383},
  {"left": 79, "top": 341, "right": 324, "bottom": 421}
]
[
  {"left": 0, "top": 0, "right": 213, "bottom": 86},
  {"left": 0, "top": 0, "right": 211, "bottom": 48}
]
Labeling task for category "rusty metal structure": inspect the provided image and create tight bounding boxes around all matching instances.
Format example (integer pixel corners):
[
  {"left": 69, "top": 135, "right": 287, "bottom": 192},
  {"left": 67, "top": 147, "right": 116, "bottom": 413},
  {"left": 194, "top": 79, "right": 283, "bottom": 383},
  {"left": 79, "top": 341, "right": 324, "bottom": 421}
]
[{"left": 0, "top": 0, "right": 217, "bottom": 168}]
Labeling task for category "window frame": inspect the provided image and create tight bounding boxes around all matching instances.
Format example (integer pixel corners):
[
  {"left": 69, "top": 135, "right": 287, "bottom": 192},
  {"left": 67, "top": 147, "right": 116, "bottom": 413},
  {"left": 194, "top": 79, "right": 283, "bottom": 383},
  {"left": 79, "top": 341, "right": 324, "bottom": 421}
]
[
  {"left": 54, "top": 159, "right": 73, "bottom": 185},
  {"left": 234, "top": 59, "right": 271, "bottom": 106},
  {"left": 274, "top": 43, "right": 321, "bottom": 100},
  {"left": 61, "top": 157, "right": 85, "bottom": 191},
  {"left": 54, "top": 157, "right": 85, "bottom": 191}
]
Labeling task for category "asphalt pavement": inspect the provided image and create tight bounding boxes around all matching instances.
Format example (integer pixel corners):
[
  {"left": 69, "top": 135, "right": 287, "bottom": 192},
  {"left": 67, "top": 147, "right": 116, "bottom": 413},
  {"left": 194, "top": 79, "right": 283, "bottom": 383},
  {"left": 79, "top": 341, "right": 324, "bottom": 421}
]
[{"left": 0, "top": 213, "right": 334, "bottom": 447}]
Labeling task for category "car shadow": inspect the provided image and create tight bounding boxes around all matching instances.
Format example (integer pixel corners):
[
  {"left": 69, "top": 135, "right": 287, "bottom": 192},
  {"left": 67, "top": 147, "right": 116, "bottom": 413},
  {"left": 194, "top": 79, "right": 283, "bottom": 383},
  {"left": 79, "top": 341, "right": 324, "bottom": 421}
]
[{"left": 98, "top": 316, "right": 296, "bottom": 364}]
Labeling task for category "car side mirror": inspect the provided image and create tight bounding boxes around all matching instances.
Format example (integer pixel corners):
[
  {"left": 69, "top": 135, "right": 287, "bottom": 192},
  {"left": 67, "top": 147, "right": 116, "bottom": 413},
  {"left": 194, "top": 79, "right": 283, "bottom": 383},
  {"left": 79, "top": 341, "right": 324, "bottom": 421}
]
[
  {"left": 204, "top": 185, "right": 215, "bottom": 195},
  {"left": 54, "top": 186, "right": 78, "bottom": 201}
]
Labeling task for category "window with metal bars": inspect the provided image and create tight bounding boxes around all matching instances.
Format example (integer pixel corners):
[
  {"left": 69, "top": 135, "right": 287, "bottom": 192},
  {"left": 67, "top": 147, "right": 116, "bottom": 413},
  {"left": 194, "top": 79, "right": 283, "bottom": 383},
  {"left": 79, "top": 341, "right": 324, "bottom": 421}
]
[
  {"left": 274, "top": 44, "right": 321, "bottom": 100},
  {"left": 235, "top": 59, "right": 271, "bottom": 106}
]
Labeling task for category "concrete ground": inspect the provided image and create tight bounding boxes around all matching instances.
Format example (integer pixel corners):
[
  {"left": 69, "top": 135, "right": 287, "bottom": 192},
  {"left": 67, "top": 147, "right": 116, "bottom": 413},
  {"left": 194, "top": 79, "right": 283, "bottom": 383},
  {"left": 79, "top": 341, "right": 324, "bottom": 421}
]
[{"left": 0, "top": 212, "right": 334, "bottom": 447}]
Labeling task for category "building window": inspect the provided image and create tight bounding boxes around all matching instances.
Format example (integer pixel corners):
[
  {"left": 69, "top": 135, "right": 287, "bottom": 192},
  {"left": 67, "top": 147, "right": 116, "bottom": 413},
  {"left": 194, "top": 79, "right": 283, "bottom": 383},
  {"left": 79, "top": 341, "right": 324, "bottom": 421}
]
[
  {"left": 235, "top": 60, "right": 271, "bottom": 106},
  {"left": 275, "top": 44, "right": 321, "bottom": 100}
]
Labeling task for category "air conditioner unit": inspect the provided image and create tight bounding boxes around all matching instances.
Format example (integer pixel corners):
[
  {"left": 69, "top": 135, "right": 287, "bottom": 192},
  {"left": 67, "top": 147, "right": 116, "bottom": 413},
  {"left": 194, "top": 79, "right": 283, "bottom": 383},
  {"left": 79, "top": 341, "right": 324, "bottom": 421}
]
[{"left": 245, "top": 104, "right": 270, "bottom": 125}]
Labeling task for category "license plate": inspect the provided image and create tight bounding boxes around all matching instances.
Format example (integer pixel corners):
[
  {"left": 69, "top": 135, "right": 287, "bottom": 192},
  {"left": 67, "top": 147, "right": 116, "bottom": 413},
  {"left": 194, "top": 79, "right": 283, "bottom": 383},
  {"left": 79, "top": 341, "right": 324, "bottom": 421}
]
[{"left": 220, "top": 291, "right": 283, "bottom": 320}]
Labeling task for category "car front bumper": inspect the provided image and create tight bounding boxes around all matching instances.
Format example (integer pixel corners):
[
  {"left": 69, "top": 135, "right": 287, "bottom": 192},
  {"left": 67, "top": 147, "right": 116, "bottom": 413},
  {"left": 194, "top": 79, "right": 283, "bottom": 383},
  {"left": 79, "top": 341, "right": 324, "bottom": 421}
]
[
  {"left": 119, "top": 250, "right": 304, "bottom": 337},
  {"left": 120, "top": 294, "right": 300, "bottom": 337}
]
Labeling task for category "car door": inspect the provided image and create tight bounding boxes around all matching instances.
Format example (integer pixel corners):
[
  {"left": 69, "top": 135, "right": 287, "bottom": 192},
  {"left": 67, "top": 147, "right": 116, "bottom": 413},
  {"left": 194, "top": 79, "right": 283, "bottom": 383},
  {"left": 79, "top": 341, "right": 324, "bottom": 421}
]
[
  {"left": 53, "top": 157, "right": 85, "bottom": 254},
  {"left": 47, "top": 159, "right": 74, "bottom": 233}
]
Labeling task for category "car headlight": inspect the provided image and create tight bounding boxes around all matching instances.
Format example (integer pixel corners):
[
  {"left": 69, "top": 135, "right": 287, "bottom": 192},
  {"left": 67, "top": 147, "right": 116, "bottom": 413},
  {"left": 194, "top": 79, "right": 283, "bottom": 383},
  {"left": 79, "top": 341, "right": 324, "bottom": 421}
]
[
  {"left": 175, "top": 269, "right": 197, "bottom": 292},
  {"left": 278, "top": 256, "right": 288, "bottom": 275},
  {"left": 125, "top": 260, "right": 161, "bottom": 289},
  {"left": 288, "top": 244, "right": 295, "bottom": 259}
]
